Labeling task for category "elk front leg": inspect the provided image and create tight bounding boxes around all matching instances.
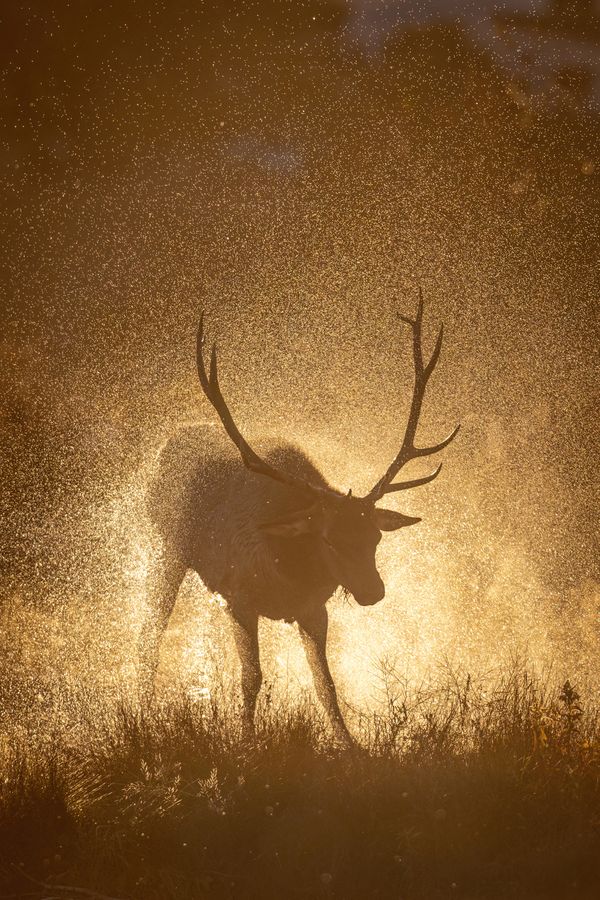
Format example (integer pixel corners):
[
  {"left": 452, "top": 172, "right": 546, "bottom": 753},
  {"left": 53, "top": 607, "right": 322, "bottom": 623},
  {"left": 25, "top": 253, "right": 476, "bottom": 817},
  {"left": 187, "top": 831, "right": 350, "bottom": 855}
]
[
  {"left": 229, "top": 607, "right": 262, "bottom": 735},
  {"left": 138, "top": 551, "right": 186, "bottom": 705},
  {"left": 298, "top": 605, "right": 353, "bottom": 747}
]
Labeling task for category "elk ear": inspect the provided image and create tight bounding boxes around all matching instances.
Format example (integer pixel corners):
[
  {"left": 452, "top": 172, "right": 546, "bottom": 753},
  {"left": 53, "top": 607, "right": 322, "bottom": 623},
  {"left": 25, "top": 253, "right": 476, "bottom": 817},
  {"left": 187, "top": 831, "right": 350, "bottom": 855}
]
[
  {"left": 373, "top": 507, "right": 421, "bottom": 531},
  {"left": 259, "top": 504, "right": 320, "bottom": 537}
]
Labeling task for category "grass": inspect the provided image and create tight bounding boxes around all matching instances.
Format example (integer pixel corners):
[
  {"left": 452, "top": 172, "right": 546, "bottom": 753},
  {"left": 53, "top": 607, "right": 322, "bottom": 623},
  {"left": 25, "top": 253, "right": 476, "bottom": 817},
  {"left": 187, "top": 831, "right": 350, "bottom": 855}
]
[{"left": 1, "top": 666, "right": 600, "bottom": 900}]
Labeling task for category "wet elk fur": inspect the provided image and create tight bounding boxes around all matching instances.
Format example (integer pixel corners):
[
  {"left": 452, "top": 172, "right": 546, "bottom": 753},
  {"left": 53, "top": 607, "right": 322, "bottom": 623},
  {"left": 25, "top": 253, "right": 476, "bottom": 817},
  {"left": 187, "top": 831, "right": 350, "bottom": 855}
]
[{"left": 141, "top": 293, "right": 459, "bottom": 743}]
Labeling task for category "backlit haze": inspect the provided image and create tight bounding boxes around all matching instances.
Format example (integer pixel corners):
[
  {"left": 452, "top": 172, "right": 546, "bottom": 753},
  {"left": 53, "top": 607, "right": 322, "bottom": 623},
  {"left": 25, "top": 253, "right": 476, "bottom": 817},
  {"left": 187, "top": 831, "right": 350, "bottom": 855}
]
[{"left": 1, "top": 0, "right": 599, "bottom": 721}]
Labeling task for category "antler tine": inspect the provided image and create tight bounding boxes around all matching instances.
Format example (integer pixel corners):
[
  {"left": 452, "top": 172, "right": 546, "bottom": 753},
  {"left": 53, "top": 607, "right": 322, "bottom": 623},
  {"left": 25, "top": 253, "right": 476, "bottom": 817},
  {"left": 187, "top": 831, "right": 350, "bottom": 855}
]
[
  {"left": 398, "top": 288, "right": 424, "bottom": 330},
  {"left": 415, "top": 422, "right": 460, "bottom": 458},
  {"left": 398, "top": 312, "right": 415, "bottom": 327},
  {"left": 378, "top": 463, "right": 443, "bottom": 494},
  {"left": 196, "top": 312, "right": 210, "bottom": 393},
  {"left": 196, "top": 314, "right": 337, "bottom": 497},
  {"left": 366, "top": 291, "right": 459, "bottom": 502},
  {"left": 425, "top": 323, "right": 443, "bottom": 379}
]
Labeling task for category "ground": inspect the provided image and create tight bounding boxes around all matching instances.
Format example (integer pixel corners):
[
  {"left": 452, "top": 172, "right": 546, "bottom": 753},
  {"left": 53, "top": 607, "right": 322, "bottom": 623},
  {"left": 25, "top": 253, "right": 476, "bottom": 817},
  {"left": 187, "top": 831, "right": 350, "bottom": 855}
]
[{"left": 2, "top": 667, "right": 599, "bottom": 899}]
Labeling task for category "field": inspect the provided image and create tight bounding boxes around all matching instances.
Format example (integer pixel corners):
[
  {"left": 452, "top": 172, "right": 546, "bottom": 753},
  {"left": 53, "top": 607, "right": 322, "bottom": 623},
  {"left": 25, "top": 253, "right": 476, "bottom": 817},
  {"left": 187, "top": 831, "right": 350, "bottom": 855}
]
[{"left": 2, "top": 665, "right": 600, "bottom": 900}]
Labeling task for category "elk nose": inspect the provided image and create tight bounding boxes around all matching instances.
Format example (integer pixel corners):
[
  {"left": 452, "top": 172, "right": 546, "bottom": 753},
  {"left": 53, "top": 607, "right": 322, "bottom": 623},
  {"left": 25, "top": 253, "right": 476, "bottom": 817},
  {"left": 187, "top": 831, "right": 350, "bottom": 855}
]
[{"left": 356, "top": 579, "right": 385, "bottom": 606}]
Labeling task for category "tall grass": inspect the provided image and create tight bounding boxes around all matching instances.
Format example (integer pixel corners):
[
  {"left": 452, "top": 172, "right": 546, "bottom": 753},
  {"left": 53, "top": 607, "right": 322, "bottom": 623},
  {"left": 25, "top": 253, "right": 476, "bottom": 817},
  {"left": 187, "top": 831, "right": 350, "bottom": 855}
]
[{"left": 1, "top": 664, "right": 600, "bottom": 899}]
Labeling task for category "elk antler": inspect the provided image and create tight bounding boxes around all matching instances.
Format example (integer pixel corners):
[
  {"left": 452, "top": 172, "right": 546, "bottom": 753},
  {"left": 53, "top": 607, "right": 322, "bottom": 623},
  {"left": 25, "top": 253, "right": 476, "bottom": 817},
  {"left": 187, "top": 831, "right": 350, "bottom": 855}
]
[
  {"left": 196, "top": 314, "right": 341, "bottom": 498},
  {"left": 366, "top": 290, "right": 460, "bottom": 502}
]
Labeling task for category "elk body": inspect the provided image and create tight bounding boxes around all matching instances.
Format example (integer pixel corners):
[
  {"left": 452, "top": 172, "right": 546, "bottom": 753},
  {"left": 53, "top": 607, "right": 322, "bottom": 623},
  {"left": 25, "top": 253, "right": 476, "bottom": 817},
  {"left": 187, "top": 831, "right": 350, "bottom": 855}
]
[{"left": 141, "top": 295, "right": 458, "bottom": 744}]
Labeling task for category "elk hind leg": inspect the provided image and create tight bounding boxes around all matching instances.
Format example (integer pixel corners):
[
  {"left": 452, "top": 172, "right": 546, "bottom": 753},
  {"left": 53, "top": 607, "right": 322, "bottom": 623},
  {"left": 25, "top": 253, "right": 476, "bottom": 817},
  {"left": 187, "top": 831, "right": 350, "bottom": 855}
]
[
  {"left": 138, "top": 550, "right": 187, "bottom": 705},
  {"left": 229, "top": 608, "right": 262, "bottom": 735}
]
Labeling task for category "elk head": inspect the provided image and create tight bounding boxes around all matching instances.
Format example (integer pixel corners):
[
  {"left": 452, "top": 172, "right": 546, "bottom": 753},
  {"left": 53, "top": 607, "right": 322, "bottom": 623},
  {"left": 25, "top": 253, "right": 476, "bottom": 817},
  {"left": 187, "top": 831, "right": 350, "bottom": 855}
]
[{"left": 196, "top": 291, "right": 459, "bottom": 606}]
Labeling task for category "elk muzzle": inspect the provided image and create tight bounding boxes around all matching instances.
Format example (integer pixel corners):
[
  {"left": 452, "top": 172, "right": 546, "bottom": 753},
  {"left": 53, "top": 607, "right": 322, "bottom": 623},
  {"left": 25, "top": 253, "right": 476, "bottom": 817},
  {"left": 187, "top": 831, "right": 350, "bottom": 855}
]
[{"left": 349, "top": 572, "right": 386, "bottom": 606}]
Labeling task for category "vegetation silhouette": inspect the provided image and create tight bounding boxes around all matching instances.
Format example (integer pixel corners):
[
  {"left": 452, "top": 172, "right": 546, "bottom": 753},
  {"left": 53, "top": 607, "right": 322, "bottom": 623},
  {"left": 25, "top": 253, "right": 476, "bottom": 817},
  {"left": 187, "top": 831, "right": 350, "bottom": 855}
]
[{"left": 2, "top": 665, "right": 600, "bottom": 899}]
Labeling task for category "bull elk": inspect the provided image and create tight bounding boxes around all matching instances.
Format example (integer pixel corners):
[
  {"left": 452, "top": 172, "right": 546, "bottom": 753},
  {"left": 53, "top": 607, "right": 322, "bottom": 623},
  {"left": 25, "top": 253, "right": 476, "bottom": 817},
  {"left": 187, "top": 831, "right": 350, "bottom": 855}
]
[{"left": 140, "top": 292, "right": 459, "bottom": 744}]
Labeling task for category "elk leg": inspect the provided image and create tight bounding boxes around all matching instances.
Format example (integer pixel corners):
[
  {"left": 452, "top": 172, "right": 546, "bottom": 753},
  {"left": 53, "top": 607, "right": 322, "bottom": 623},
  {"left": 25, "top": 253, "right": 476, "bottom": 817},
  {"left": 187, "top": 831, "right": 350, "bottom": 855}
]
[
  {"left": 138, "top": 550, "right": 187, "bottom": 705},
  {"left": 298, "top": 606, "right": 353, "bottom": 747},
  {"left": 229, "top": 607, "right": 262, "bottom": 732}
]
